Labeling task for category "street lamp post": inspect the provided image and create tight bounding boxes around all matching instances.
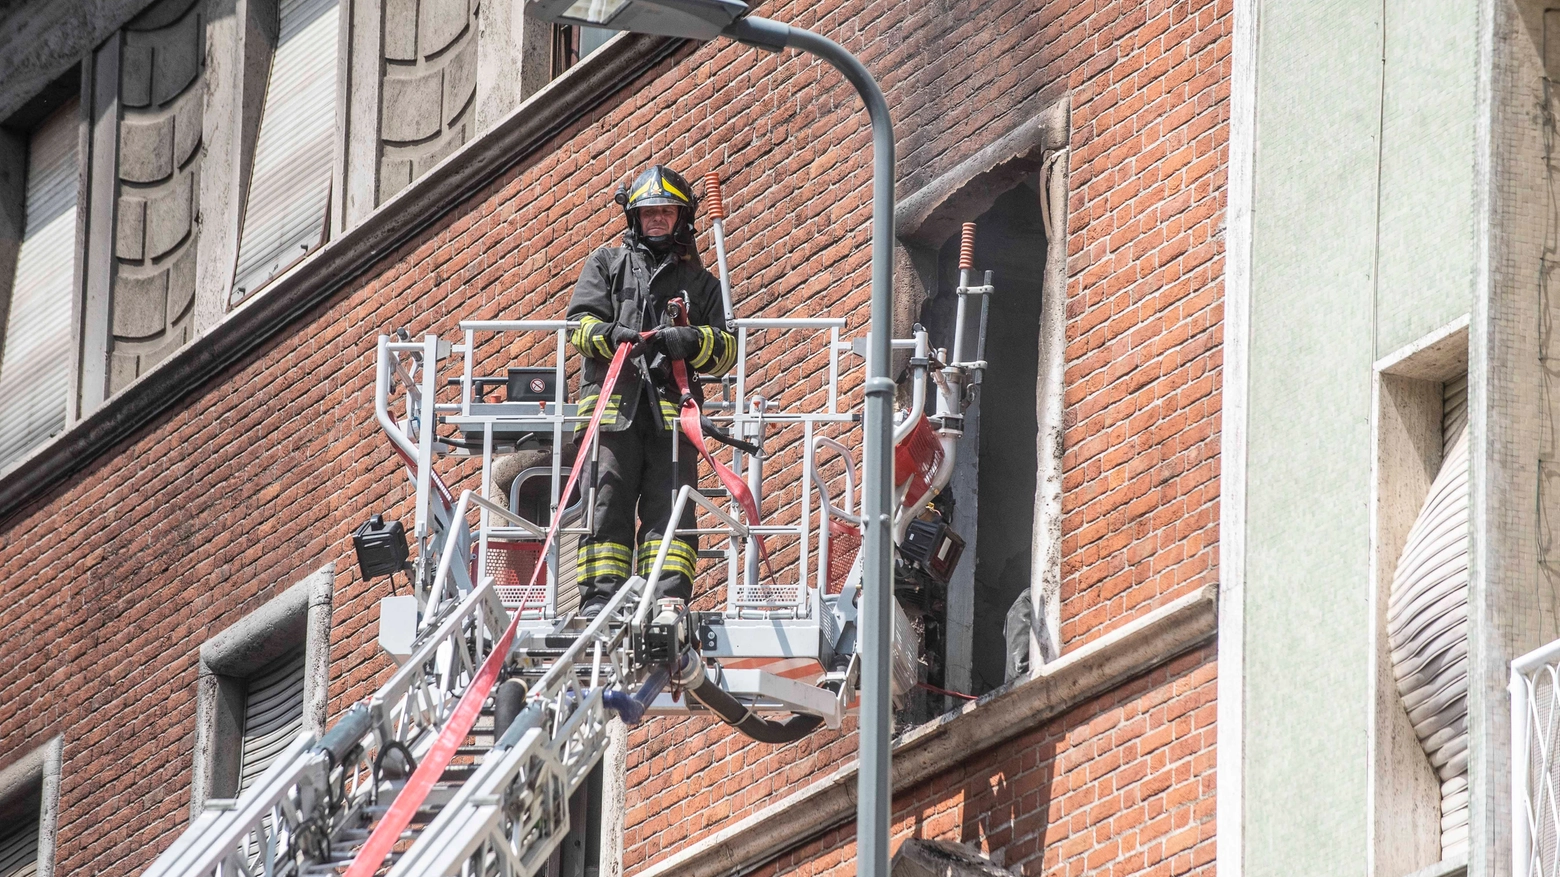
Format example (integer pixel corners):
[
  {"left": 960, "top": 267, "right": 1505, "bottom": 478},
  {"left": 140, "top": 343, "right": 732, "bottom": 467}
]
[{"left": 526, "top": 2, "right": 896, "bottom": 874}]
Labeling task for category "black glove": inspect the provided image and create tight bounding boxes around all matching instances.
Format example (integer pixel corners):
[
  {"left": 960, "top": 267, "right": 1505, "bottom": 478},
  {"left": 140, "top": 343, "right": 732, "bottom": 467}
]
[
  {"left": 606, "top": 323, "right": 645, "bottom": 355},
  {"left": 654, "top": 326, "right": 703, "bottom": 362}
]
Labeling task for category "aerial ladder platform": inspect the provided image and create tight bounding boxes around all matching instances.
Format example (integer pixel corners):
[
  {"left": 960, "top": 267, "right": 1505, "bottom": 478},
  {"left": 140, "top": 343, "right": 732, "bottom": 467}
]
[{"left": 140, "top": 186, "right": 995, "bottom": 876}]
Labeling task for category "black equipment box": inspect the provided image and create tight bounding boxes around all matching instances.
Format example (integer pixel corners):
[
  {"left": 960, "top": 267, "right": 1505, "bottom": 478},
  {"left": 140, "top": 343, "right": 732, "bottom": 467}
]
[
  {"left": 507, "top": 368, "right": 559, "bottom": 402},
  {"left": 353, "top": 514, "right": 409, "bottom": 578},
  {"left": 900, "top": 516, "right": 965, "bottom": 585}
]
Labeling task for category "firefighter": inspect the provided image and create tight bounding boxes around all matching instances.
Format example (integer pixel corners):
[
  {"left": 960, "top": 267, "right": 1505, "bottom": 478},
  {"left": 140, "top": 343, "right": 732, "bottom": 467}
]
[{"left": 568, "top": 165, "right": 738, "bottom": 616}]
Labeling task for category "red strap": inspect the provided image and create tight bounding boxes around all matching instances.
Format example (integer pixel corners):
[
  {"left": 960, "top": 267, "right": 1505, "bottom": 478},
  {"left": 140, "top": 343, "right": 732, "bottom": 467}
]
[
  {"left": 664, "top": 309, "right": 771, "bottom": 571},
  {"left": 346, "top": 341, "right": 635, "bottom": 877}
]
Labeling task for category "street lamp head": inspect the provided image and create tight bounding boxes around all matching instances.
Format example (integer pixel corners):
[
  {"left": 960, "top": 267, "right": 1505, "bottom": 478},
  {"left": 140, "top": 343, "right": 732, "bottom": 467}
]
[{"left": 526, "top": 0, "right": 750, "bottom": 40}]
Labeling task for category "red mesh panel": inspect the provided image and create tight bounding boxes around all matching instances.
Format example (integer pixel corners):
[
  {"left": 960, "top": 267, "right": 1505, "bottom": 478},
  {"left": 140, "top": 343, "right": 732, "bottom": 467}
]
[
  {"left": 483, "top": 540, "right": 544, "bottom": 608},
  {"left": 894, "top": 414, "right": 944, "bottom": 511},
  {"left": 825, "top": 521, "right": 861, "bottom": 594}
]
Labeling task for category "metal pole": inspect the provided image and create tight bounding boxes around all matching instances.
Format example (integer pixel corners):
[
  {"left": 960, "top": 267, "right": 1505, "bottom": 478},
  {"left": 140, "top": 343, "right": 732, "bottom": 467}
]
[{"left": 723, "top": 17, "right": 895, "bottom": 876}]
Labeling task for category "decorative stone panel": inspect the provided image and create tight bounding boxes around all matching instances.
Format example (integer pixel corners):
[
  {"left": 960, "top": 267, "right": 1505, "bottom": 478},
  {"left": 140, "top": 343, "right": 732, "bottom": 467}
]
[
  {"left": 110, "top": 0, "right": 202, "bottom": 393},
  {"left": 378, "top": 0, "right": 478, "bottom": 204}
]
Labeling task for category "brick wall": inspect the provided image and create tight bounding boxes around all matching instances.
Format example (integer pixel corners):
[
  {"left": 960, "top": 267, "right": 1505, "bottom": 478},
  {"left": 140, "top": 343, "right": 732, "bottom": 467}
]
[
  {"left": 0, "top": 0, "right": 1227, "bottom": 871},
  {"left": 740, "top": 648, "right": 1216, "bottom": 877}
]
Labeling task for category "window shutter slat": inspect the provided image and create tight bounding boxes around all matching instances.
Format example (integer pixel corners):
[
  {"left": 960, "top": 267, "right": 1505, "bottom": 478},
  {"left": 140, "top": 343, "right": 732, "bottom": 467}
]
[
  {"left": 0, "top": 101, "right": 79, "bottom": 472},
  {"left": 231, "top": 0, "right": 339, "bottom": 303},
  {"left": 238, "top": 650, "right": 307, "bottom": 793}
]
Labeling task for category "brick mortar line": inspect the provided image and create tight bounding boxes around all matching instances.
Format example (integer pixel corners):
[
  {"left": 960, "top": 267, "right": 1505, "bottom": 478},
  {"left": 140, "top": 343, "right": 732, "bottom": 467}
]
[{"left": 634, "top": 583, "right": 1219, "bottom": 877}]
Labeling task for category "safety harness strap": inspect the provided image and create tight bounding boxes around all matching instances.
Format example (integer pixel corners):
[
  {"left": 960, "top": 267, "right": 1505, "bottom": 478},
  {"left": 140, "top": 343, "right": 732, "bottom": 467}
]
[
  {"left": 346, "top": 341, "right": 636, "bottom": 877},
  {"left": 666, "top": 302, "right": 772, "bottom": 569}
]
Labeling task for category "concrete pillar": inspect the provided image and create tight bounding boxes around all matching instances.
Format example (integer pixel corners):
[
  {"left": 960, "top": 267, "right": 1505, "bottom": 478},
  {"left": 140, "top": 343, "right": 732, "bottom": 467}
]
[
  {"left": 193, "top": 0, "right": 272, "bottom": 333},
  {"left": 476, "top": 0, "right": 552, "bottom": 130},
  {"left": 342, "top": 0, "right": 382, "bottom": 226}
]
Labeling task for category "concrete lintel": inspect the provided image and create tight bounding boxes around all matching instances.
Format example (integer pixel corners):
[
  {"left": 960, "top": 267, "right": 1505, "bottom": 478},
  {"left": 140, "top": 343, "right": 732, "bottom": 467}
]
[
  {"left": 635, "top": 585, "right": 1219, "bottom": 877},
  {"left": 200, "top": 566, "right": 331, "bottom": 674},
  {"left": 1375, "top": 314, "right": 1471, "bottom": 380},
  {"left": 0, "top": 33, "right": 684, "bottom": 522}
]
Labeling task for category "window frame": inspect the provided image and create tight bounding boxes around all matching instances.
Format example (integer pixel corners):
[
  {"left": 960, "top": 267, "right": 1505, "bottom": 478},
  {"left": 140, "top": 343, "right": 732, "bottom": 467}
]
[
  {"left": 0, "top": 735, "right": 63, "bottom": 877},
  {"left": 190, "top": 565, "right": 334, "bottom": 816}
]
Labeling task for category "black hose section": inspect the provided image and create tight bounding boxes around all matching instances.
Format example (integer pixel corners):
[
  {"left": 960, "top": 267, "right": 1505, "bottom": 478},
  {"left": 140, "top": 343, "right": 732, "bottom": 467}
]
[
  {"left": 685, "top": 675, "right": 825, "bottom": 744},
  {"left": 314, "top": 702, "right": 373, "bottom": 767}
]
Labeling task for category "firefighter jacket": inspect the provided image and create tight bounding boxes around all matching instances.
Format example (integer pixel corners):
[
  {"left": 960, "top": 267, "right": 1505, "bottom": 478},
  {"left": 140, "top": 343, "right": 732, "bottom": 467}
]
[{"left": 566, "top": 241, "right": 737, "bottom": 431}]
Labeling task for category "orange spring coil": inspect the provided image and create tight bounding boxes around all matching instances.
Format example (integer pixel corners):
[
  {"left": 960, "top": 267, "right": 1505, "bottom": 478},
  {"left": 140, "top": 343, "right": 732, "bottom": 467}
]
[
  {"left": 959, "top": 222, "right": 976, "bottom": 270},
  {"left": 703, "top": 172, "right": 726, "bottom": 220}
]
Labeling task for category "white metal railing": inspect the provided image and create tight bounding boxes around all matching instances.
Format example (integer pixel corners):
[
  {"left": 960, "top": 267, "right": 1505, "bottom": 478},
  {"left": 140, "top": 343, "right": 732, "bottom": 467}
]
[
  {"left": 1513, "top": 637, "right": 1560, "bottom": 877},
  {"left": 386, "top": 579, "right": 649, "bottom": 876},
  {"left": 387, "top": 320, "right": 863, "bottom": 621}
]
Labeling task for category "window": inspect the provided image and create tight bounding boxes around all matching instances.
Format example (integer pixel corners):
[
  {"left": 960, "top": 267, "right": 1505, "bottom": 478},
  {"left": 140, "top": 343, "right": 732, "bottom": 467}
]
[
  {"left": 909, "top": 182, "right": 1048, "bottom": 717},
  {"left": 0, "top": 95, "right": 80, "bottom": 472},
  {"left": 551, "top": 23, "right": 613, "bottom": 78},
  {"left": 236, "top": 648, "right": 309, "bottom": 792},
  {"left": 231, "top": 0, "right": 341, "bottom": 304},
  {"left": 193, "top": 567, "right": 333, "bottom": 812},
  {"left": 0, "top": 737, "right": 61, "bottom": 877},
  {"left": 0, "top": 800, "right": 39, "bottom": 877}
]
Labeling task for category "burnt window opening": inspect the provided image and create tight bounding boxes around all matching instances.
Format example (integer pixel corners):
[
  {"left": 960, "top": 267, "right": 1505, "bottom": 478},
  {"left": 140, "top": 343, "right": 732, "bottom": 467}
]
[
  {"left": 551, "top": 23, "right": 613, "bottom": 79},
  {"left": 903, "top": 182, "right": 1047, "bottom": 715}
]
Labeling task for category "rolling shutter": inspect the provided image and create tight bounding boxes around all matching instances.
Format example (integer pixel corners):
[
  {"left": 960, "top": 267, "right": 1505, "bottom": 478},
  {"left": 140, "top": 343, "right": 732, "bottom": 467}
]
[
  {"left": 0, "top": 100, "right": 79, "bottom": 472},
  {"left": 231, "top": 0, "right": 339, "bottom": 304},
  {"left": 238, "top": 649, "right": 307, "bottom": 792},
  {"left": 0, "top": 816, "right": 38, "bottom": 877}
]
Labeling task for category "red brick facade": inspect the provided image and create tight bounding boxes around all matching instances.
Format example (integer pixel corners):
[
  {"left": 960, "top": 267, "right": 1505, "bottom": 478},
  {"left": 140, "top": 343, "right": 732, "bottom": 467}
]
[{"left": 0, "top": 0, "right": 1227, "bottom": 872}]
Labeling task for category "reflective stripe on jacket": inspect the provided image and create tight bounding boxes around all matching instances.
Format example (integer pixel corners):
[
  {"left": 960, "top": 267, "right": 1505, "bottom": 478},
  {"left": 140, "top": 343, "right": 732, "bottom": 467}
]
[{"left": 566, "top": 241, "right": 735, "bottom": 431}]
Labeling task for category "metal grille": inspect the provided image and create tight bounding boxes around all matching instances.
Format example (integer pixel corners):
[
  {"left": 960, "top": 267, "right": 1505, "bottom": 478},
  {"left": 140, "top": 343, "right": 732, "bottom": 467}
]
[
  {"left": 231, "top": 0, "right": 338, "bottom": 302},
  {"left": 0, "top": 100, "right": 79, "bottom": 473},
  {"left": 239, "top": 650, "right": 307, "bottom": 793},
  {"left": 0, "top": 816, "right": 38, "bottom": 877},
  {"left": 1515, "top": 651, "right": 1560, "bottom": 877}
]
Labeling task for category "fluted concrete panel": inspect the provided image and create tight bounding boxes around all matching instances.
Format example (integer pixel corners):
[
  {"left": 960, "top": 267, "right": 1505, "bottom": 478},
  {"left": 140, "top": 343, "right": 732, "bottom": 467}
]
[
  {"left": 143, "top": 171, "right": 192, "bottom": 259},
  {"left": 109, "top": 0, "right": 204, "bottom": 393},
  {"left": 113, "top": 272, "right": 169, "bottom": 339},
  {"left": 384, "top": 0, "right": 419, "bottom": 61},
  {"left": 378, "top": 0, "right": 477, "bottom": 204},
  {"left": 119, "top": 116, "right": 173, "bottom": 183},
  {"left": 380, "top": 72, "right": 443, "bottom": 142},
  {"left": 420, "top": 0, "right": 469, "bottom": 54},
  {"left": 116, "top": 197, "right": 145, "bottom": 260}
]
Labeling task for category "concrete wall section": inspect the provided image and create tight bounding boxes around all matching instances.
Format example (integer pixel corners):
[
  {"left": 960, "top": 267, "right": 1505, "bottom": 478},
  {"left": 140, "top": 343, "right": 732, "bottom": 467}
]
[
  {"left": 1373, "top": 0, "right": 1480, "bottom": 356},
  {"left": 1243, "top": 0, "right": 1383, "bottom": 870}
]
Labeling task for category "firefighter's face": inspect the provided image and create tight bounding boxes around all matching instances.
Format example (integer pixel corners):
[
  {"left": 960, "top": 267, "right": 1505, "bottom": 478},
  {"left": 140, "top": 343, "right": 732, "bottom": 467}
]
[{"left": 638, "top": 205, "right": 679, "bottom": 238}]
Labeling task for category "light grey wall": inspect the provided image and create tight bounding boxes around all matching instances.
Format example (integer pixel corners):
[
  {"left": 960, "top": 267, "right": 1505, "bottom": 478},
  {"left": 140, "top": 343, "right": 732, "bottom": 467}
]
[
  {"left": 1242, "top": 0, "right": 1479, "bottom": 872},
  {"left": 1374, "top": 0, "right": 1480, "bottom": 355},
  {"left": 1244, "top": 0, "right": 1381, "bottom": 870}
]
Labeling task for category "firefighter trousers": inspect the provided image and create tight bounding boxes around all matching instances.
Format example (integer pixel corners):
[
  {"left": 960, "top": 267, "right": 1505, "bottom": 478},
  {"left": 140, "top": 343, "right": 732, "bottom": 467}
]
[{"left": 577, "top": 408, "right": 699, "bottom": 606}]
